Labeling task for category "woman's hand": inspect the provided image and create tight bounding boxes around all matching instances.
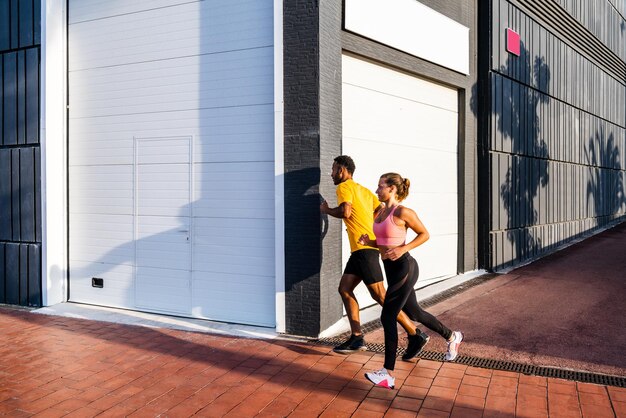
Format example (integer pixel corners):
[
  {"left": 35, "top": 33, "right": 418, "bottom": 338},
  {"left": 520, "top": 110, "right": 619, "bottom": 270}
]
[
  {"left": 358, "top": 234, "right": 372, "bottom": 246},
  {"left": 385, "top": 245, "right": 407, "bottom": 261}
]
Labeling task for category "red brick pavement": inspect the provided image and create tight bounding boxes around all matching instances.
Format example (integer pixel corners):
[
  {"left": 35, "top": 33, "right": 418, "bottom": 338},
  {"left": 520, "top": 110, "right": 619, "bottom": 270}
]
[{"left": 1, "top": 307, "right": 625, "bottom": 417}]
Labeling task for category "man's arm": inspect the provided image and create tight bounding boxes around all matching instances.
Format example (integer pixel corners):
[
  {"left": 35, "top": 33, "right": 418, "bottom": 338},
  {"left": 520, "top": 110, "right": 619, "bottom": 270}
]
[{"left": 321, "top": 200, "right": 352, "bottom": 219}]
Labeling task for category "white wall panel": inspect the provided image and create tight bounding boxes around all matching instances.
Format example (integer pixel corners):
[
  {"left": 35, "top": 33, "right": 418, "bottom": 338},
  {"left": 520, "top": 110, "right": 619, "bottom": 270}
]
[
  {"left": 69, "top": 1, "right": 273, "bottom": 71},
  {"left": 68, "top": 0, "right": 275, "bottom": 326},
  {"left": 70, "top": 261, "right": 135, "bottom": 308},
  {"left": 69, "top": 106, "right": 274, "bottom": 164},
  {"left": 342, "top": 54, "right": 459, "bottom": 308},
  {"left": 69, "top": 48, "right": 273, "bottom": 119}
]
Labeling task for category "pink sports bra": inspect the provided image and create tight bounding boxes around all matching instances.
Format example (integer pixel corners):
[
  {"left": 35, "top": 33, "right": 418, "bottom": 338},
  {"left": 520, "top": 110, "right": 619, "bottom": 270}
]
[{"left": 373, "top": 206, "right": 406, "bottom": 246}]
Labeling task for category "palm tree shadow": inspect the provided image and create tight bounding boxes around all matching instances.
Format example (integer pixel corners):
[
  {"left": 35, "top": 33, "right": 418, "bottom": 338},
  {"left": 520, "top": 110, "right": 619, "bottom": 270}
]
[
  {"left": 585, "top": 128, "right": 626, "bottom": 221},
  {"left": 472, "top": 42, "right": 551, "bottom": 269}
]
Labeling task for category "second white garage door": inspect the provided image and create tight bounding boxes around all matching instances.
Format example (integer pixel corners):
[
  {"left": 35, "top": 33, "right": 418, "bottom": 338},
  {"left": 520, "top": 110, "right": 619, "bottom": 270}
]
[
  {"left": 67, "top": 0, "right": 276, "bottom": 327},
  {"left": 342, "top": 54, "right": 459, "bottom": 306}
]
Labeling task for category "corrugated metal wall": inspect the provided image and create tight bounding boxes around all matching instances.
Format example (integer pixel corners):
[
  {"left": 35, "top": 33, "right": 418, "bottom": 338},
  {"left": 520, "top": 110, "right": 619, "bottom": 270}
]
[
  {"left": 482, "top": 0, "right": 626, "bottom": 270},
  {"left": 0, "top": 0, "right": 42, "bottom": 306}
]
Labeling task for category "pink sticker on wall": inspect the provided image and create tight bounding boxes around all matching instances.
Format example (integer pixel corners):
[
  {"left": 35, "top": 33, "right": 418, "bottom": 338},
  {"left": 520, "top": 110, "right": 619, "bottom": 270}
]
[{"left": 506, "top": 28, "right": 520, "bottom": 56}]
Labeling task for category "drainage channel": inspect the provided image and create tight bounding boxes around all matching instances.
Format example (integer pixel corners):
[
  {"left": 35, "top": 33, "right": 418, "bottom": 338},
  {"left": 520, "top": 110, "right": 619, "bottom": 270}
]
[{"left": 314, "top": 273, "right": 626, "bottom": 388}]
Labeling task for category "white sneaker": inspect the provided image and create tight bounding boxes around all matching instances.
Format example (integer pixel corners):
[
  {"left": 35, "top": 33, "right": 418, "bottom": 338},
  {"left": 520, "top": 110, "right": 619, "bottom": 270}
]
[
  {"left": 365, "top": 367, "right": 395, "bottom": 389},
  {"left": 445, "top": 331, "right": 464, "bottom": 361}
]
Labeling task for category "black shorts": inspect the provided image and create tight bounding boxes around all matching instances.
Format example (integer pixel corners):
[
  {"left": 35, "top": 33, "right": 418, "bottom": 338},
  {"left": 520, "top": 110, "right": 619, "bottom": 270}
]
[{"left": 343, "top": 249, "right": 384, "bottom": 285}]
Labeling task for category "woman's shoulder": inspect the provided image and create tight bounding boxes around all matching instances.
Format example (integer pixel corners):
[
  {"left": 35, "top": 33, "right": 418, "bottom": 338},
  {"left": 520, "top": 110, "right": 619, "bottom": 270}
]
[{"left": 394, "top": 205, "right": 416, "bottom": 218}]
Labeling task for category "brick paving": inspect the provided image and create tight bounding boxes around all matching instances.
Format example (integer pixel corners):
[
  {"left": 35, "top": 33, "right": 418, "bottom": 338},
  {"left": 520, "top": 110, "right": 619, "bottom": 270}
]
[{"left": 1, "top": 308, "right": 625, "bottom": 417}]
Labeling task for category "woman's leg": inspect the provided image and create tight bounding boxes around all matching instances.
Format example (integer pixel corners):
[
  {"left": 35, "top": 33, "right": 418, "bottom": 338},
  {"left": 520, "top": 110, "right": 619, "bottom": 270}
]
[
  {"left": 402, "top": 258, "right": 453, "bottom": 340},
  {"left": 381, "top": 256, "right": 418, "bottom": 371}
]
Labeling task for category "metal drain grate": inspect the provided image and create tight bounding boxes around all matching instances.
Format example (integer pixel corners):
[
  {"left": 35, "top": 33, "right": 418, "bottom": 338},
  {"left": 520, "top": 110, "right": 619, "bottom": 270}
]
[
  {"left": 313, "top": 337, "right": 626, "bottom": 387},
  {"left": 314, "top": 274, "right": 626, "bottom": 388}
]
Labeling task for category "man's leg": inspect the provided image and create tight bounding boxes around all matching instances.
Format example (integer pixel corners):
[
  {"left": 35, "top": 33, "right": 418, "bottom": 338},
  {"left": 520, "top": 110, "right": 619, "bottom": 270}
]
[
  {"left": 366, "top": 282, "right": 417, "bottom": 335},
  {"left": 338, "top": 274, "right": 363, "bottom": 335}
]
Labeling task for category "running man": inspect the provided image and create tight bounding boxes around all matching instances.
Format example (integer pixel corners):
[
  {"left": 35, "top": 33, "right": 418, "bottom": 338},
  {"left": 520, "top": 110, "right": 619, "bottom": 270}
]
[{"left": 320, "top": 155, "right": 429, "bottom": 358}]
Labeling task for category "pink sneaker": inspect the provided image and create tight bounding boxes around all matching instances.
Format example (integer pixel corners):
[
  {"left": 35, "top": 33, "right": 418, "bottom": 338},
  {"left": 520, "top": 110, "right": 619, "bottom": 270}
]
[
  {"left": 445, "top": 331, "right": 464, "bottom": 361},
  {"left": 365, "top": 368, "right": 395, "bottom": 389}
]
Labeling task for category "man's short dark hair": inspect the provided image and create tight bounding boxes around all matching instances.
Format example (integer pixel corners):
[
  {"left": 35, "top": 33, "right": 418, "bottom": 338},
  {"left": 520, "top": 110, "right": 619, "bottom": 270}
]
[{"left": 334, "top": 155, "right": 355, "bottom": 175}]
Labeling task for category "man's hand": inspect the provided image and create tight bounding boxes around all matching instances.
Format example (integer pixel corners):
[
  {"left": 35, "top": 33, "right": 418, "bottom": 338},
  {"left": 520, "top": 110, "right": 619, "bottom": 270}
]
[
  {"left": 321, "top": 200, "right": 350, "bottom": 219},
  {"left": 320, "top": 200, "right": 330, "bottom": 214}
]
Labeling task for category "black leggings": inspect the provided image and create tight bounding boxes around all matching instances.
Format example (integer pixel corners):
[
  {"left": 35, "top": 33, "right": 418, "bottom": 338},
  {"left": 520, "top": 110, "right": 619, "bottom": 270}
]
[{"left": 381, "top": 253, "right": 452, "bottom": 371}]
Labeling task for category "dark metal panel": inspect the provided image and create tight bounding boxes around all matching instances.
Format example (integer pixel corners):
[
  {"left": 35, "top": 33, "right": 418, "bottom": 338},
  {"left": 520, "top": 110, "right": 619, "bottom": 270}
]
[
  {"left": 538, "top": 26, "right": 547, "bottom": 94},
  {"left": 5, "top": 243, "right": 18, "bottom": 304},
  {"left": 0, "top": 1, "right": 9, "bottom": 51},
  {"left": 539, "top": 159, "right": 547, "bottom": 224},
  {"left": 3, "top": 52, "right": 17, "bottom": 145},
  {"left": 532, "top": 158, "right": 540, "bottom": 224},
  {"left": 0, "top": 56, "right": 2, "bottom": 145},
  {"left": 19, "top": 244, "right": 27, "bottom": 305},
  {"left": 521, "top": 156, "right": 529, "bottom": 227},
  {"left": 501, "top": 154, "right": 510, "bottom": 229},
  {"left": 17, "top": 50, "right": 25, "bottom": 145},
  {"left": 33, "top": 0, "right": 40, "bottom": 45},
  {"left": 492, "top": 0, "right": 501, "bottom": 72},
  {"left": 520, "top": 14, "right": 529, "bottom": 86},
  {"left": 0, "top": 149, "right": 10, "bottom": 240},
  {"left": 520, "top": 85, "right": 528, "bottom": 156},
  {"left": 0, "top": 243, "right": 4, "bottom": 302},
  {"left": 9, "top": 0, "right": 18, "bottom": 49},
  {"left": 18, "top": 0, "right": 33, "bottom": 47},
  {"left": 510, "top": 155, "right": 517, "bottom": 228},
  {"left": 496, "top": 231, "right": 503, "bottom": 269},
  {"left": 19, "top": 147, "right": 35, "bottom": 241},
  {"left": 502, "top": 77, "right": 512, "bottom": 153},
  {"left": 34, "top": 147, "right": 41, "bottom": 241},
  {"left": 11, "top": 149, "right": 20, "bottom": 241},
  {"left": 25, "top": 47, "right": 38, "bottom": 144},
  {"left": 560, "top": 103, "right": 565, "bottom": 163},
  {"left": 490, "top": 154, "right": 499, "bottom": 231},
  {"left": 28, "top": 243, "right": 40, "bottom": 306},
  {"left": 529, "top": 87, "right": 536, "bottom": 157},
  {"left": 560, "top": 163, "right": 565, "bottom": 222},
  {"left": 492, "top": 75, "right": 501, "bottom": 151},
  {"left": 512, "top": 82, "right": 520, "bottom": 152}
]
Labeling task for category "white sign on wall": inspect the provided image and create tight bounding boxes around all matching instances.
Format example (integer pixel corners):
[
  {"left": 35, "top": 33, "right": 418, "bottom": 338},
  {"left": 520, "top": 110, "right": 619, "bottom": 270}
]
[{"left": 344, "top": 0, "right": 470, "bottom": 75}]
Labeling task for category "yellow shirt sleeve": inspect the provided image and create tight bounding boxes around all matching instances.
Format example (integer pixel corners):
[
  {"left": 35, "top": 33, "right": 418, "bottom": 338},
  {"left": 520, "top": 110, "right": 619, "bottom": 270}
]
[{"left": 336, "top": 182, "right": 353, "bottom": 205}]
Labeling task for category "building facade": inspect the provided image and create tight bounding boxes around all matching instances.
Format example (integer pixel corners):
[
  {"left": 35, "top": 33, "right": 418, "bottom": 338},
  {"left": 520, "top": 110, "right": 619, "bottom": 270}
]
[
  {"left": 0, "top": 0, "right": 624, "bottom": 337},
  {"left": 477, "top": 0, "right": 626, "bottom": 270}
]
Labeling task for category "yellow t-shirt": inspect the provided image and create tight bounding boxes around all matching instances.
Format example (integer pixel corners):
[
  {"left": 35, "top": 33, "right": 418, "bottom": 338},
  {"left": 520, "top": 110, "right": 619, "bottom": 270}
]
[{"left": 336, "top": 179, "right": 380, "bottom": 252}]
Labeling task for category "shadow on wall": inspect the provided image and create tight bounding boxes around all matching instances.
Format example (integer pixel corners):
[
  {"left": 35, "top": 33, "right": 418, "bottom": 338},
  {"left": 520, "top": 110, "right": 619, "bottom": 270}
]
[
  {"left": 471, "top": 42, "right": 551, "bottom": 266},
  {"left": 585, "top": 127, "right": 626, "bottom": 220},
  {"left": 497, "top": 46, "right": 551, "bottom": 263},
  {"left": 283, "top": 167, "right": 328, "bottom": 335},
  {"left": 284, "top": 166, "right": 325, "bottom": 293},
  {"left": 473, "top": 39, "right": 626, "bottom": 271}
]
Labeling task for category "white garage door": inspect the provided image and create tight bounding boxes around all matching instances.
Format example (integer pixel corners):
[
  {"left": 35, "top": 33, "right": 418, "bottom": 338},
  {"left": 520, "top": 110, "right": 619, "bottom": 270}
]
[
  {"left": 67, "top": 0, "right": 276, "bottom": 327},
  {"left": 342, "top": 54, "right": 459, "bottom": 306}
]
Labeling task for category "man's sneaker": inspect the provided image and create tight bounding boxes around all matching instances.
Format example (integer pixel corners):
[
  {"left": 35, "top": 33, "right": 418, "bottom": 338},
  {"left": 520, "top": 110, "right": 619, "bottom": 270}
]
[
  {"left": 445, "top": 331, "right": 464, "bottom": 361},
  {"left": 333, "top": 334, "right": 366, "bottom": 354},
  {"left": 365, "top": 368, "right": 395, "bottom": 389},
  {"left": 402, "top": 332, "right": 430, "bottom": 361}
]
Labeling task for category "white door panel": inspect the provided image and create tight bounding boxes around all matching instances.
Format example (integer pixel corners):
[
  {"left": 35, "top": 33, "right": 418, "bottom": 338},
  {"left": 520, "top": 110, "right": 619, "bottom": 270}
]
[
  {"left": 68, "top": 0, "right": 275, "bottom": 327},
  {"left": 342, "top": 54, "right": 459, "bottom": 309}
]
